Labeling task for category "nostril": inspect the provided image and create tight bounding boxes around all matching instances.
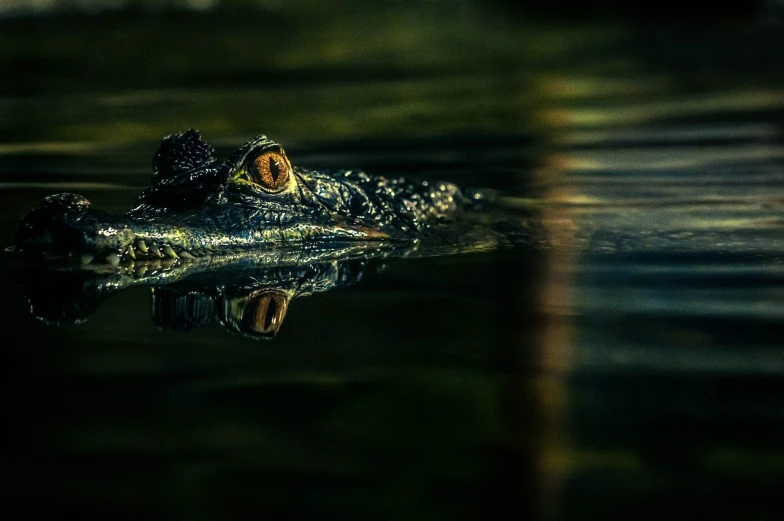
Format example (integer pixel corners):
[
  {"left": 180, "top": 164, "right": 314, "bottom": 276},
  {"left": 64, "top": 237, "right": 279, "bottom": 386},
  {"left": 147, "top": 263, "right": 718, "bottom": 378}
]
[{"left": 15, "top": 193, "right": 92, "bottom": 254}]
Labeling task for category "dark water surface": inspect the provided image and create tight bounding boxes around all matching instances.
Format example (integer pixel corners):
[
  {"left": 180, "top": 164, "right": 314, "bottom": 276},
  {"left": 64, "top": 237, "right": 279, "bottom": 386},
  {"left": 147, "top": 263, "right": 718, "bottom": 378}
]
[{"left": 2, "top": 5, "right": 783, "bottom": 520}]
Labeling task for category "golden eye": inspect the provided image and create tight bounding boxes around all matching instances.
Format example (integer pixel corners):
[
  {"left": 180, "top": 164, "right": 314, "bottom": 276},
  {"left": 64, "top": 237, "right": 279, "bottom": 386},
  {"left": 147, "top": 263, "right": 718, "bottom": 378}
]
[{"left": 249, "top": 151, "right": 290, "bottom": 191}]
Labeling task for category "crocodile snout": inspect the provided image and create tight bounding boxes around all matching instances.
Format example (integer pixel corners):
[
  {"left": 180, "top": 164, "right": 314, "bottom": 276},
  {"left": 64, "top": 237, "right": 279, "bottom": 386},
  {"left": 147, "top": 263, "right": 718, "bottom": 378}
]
[{"left": 15, "top": 193, "right": 134, "bottom": 260}]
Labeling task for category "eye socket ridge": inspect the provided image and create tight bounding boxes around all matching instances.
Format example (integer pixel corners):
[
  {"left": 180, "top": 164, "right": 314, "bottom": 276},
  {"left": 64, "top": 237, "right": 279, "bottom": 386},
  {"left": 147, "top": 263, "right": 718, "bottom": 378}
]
[{"left": 248, "top": 149, "right": 292, "bottom": 192}]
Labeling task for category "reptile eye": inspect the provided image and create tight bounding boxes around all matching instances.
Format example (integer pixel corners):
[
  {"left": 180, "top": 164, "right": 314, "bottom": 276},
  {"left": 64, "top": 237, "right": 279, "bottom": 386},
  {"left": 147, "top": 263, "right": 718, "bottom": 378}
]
[
  {"left": 243, "top": 291, "right": 289, "bottom": 337},
  {"left": 250, "top": 151, "right": 290, "bottom": 192}
]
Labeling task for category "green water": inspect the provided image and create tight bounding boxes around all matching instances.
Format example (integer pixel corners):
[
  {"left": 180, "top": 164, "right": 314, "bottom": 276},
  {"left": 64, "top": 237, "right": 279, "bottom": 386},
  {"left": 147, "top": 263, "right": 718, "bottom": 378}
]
[{"left": 1, "top": 3, "right": 783, "bottom": 520}]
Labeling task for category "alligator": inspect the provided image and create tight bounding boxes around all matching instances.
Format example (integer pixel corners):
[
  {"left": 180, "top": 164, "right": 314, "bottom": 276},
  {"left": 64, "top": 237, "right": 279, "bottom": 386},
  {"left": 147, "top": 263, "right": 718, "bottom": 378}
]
[
  {"left": 11, "top": 129, "right": 540, "bottom": 338},
  {"left": 13, "top": 129, "right": 498, "bottom": 266}
]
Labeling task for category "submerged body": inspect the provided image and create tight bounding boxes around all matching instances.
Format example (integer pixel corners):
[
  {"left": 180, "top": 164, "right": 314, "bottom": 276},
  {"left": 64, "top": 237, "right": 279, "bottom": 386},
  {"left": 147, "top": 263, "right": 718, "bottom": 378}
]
[{"left": 15, "top": 130, "right": 485, "bottom": 265}]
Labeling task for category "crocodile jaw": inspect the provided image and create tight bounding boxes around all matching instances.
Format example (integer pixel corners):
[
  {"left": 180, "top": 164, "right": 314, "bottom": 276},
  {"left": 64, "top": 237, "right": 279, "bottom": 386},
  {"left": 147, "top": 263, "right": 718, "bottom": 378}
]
[{"left": 14, "top": 193, "right": 392, "bottom": 266}]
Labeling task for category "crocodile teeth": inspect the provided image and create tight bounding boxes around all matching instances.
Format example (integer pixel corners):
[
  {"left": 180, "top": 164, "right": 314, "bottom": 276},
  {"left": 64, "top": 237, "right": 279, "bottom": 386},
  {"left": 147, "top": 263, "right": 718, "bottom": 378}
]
[
  {"left": 136, "top": 240, "right": 148, "bottom": 254},
  {"left": 134, "top": 264, "right": 148, "bottom": 278},
  {"left": 106, "top": 253, "right": 121, "bottom": 266},
  {"left": 162, "top": 245, "right": 178, "bottom": 258},
  {"left": 126, "top": 245, "right": 136, "bottom": 260},
  {"left": 149, "top": 244, "right": 162, "bottom": 258},
  {"left": 179, "top": 250, "right": 196, "bottom": 260},
  {"left": 161, "top": 257, "right": 177, "bottom": 269},
  {"left": 80, "top": 253, "right": 94, "bottom": 265}
]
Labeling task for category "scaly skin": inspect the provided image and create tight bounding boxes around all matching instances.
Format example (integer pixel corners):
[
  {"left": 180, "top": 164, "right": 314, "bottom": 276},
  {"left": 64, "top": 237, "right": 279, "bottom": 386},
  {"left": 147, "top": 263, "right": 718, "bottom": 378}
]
[{"left": 14, "top": 130, "right": 485, "bottom": 266}]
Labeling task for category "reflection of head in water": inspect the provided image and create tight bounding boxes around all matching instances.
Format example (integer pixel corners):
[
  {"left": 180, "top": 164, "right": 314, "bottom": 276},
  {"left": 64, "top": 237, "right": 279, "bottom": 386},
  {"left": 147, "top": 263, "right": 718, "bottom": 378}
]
[
  {"left": 16, "top": 255, "right": 377, "bottom": 340},
  {"left": 147, "top": 260, "right": 370, "bottom": 339}
]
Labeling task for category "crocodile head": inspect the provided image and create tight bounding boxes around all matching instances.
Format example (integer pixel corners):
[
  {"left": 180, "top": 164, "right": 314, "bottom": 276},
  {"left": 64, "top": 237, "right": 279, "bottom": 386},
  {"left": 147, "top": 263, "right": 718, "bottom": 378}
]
[{"left": 14, "top": 129, "right": 470, "bottom": 265}]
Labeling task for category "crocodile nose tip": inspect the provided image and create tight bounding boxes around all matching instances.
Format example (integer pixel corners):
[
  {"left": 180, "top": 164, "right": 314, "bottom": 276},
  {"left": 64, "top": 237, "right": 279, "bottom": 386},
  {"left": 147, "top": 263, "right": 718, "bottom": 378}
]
[{"left": 15, "top": 193, "right": 92, "bottom": 253}]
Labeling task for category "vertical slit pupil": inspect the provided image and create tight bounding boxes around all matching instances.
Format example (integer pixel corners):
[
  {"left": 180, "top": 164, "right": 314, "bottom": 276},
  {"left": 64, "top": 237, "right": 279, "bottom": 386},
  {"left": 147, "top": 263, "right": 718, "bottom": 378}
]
[
  {"left": 264, "top": 297, "right": 277, "bottom": 330},
  {"left": 268, "top": 155, "right": 280, "bottom": 183}
]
